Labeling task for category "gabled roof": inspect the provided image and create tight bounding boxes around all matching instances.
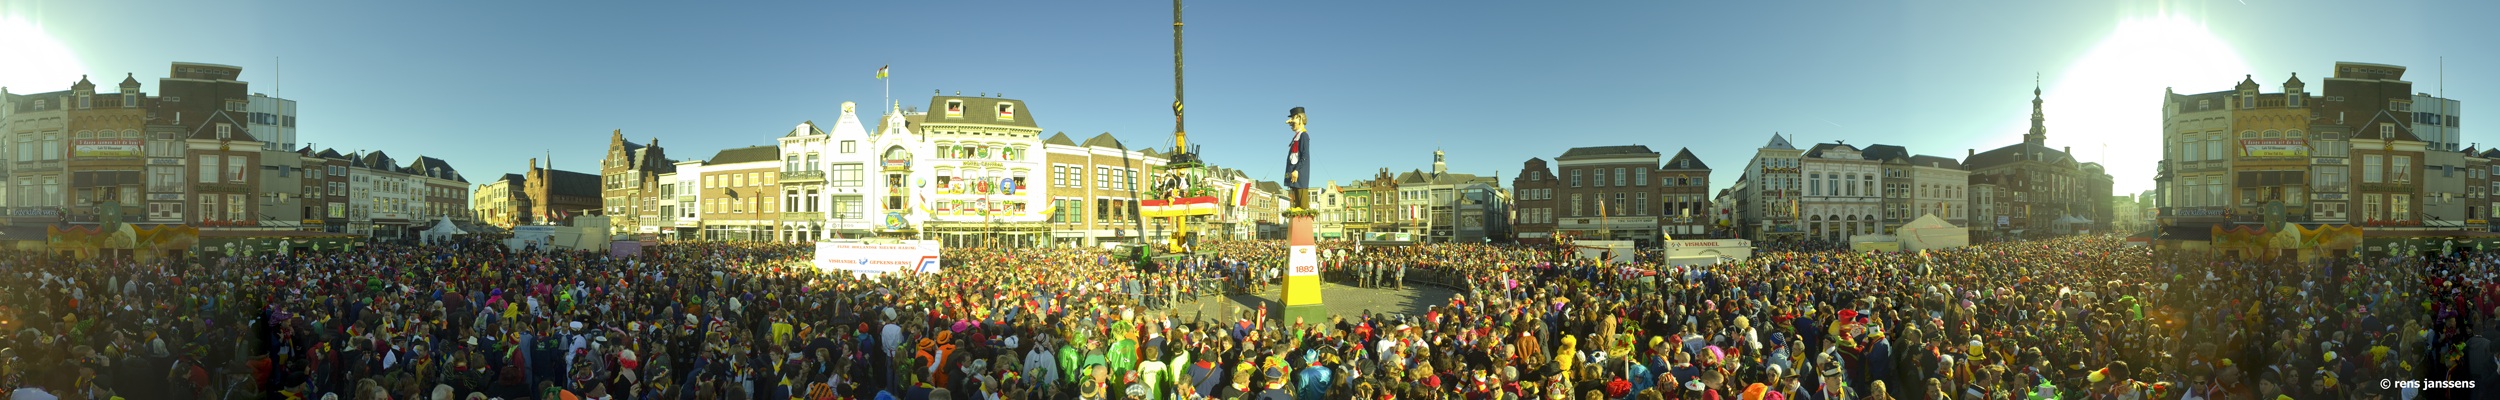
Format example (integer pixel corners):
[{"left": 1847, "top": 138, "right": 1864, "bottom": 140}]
[
  {"left": 1140, "top": 147, "right": 1162, "bottom": 157},
  {"left": 2479, "top": 148, "right": 2500, "bottom": 159},
  {"left": 360, "top": 151, "right": 397, "bottom": 171},
  {"left": 1081, "top": 132, "right": 1125, "bottom": 149},
  {"left": 707, "top": 145, "right": 780, "bottom": 165},
  {"left": 1043, "top": 132, "right": 1077, "bottom": 146},
  {"left": 407, "top": 156, "right": 469, "bottom": 183},
  {"left": 541, "top": 169, "right": 601, "bottom": 198},
  {"left": 315, "top": 148, "right": 344, "bottom": 159},
  {"left": 498, "top": 173, "right": 525, "bottom": 184},
  {"left": 1662, "top": 148, "right": 1710, "bottom": 170},
  {"left": 1962, "top": 142, "right": 2073, "bottom": 171},
  {"left": 828, "top": 108, "right": 871, "bottom": 139},
  {"left": 1860, "top": 144, "right": 1910, "bottom": 162},
  {"left": 1802, "top": 143, "right": 1862, "bottom": 159},
  {"left": 784, "top": 120, "right": 830, "bottom": 137},
  {"left": 2348, "top": 110, "right": 2422, "bottom": 142},
  {"left": 1555, "top": 145, "right": 1657, "bottom": 161},
  {"left": 183, "top": 111, "right": 258, "bottom": 142},
  {"left": 1255, "top": 181, "right": 1284, "bottom": 194},
  {"left": 1908, "top": 155, "right": 1962, "bottom": 169},
  {"left": 1763, "top": 133, "right": 1795, "bottom": 150},
  {"left": 921, "top": 95, "right": 1039, "bottom": 129}
]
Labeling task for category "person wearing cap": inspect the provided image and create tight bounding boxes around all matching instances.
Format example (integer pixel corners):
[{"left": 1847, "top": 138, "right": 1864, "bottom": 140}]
[{"left": 1255, "top": 362, "right": 1293, "bottom": 400}]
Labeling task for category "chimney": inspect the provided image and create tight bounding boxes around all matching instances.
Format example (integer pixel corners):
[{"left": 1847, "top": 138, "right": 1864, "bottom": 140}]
[
  {"left": 1967, "top": 149, "right": 1975, "bottom": 159},
  {"left": 2064, "top": 146, "right": 2071, "bottom": 155}
]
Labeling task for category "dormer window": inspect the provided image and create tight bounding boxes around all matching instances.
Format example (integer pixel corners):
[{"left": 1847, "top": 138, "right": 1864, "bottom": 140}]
[
  {"left": 2391, "top": 101, "right": 2411, "bottom": 112},
  {"left": 997, "top": 103, "right": 1017, "bottom": 121},
  {"left": 2287, "top": 93, "right": 2303, "bottom": 107},
  {"left": 2198, "top": 99, "right": 2210, "bottom": 110},
  {"left": 945, "top": 100, "right": 964, "bottom": 118},
  {"left": 123, "top": 93, "right": 137, "bottom": 108},
  {"left": 78, "top": 95, "right": 91, "bottom": 109},
  {"left": 2241, "top": 95, "right": 2255, "bottom": 109}
]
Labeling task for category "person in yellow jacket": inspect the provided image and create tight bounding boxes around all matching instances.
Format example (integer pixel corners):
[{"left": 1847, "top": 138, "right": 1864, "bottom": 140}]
[{"left": 1554, "top": 335, "right": 1579, "bottom": 383}]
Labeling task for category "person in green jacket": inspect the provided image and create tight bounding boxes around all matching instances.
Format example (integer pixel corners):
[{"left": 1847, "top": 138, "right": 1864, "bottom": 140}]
[
  {"left": 1137, "top": 346, "right": 1170, "bottom": 400},
  {"left": 1110, "top": 332, "right": 1141, "bottom": 382},
  {"left": 1063, "top": 339, "right": 1087, "bottom": 385}
]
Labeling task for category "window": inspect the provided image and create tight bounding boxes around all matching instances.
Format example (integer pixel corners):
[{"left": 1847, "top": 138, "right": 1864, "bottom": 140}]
[
  {"left": 841, "top": 140, "right": 857, "bottom": 154},
  {"left": 2364, "top": 155, "right": 2384, "bottom": 183},
  {"left": 1097, "top": 167, "right": 1110, "bottom": 189},
  {"left": 227, "top": 194, "right": 247, "bottom": 222},
  {"left": 786, "top": 154, "right": 801, "bottom": 172},
  {"left": 2393, "top": 194, "right": 2412, "bottom": 221},
  {"left": 1613, "top": 168, "right": 1626, "bottom": 186},
  {"left": 2182, "top": 137, "right": 2201, "bottom": 162},
  {"left": 1635, "top": 169, "right": 1647, "bottom": 186},
  {"left": 945, "top": 100, "right": 964, "bottom": 117},
  {"left": 201, "top": 197, "right": 218, "bottom": 222},
  {"left": 1570, "top": 170, "right": 1582, "bottom": 187},
  {"left": 1634, "top": 192, "right": 1648, "bottom": 216},
  {"left": 1570, "top": 193, "right": 1584, "bottom": 217},
  {"left": 41, "top": 134, "right": 59, "bottom": 161},
  {"left": 216, "top": 123, "right": 232, "bottom": 140},
  {"left": 1809, "top": 173, "right": 1822, "bottom": 196},
  {"left": 2205, "top": 133, "right": 2226, "bottom": 160},
  {"left": 2206, "top": 176, "right": 2224, "bottom": 208},
  {"left": 200, "top": 156, "right": 222, "bottom": 184},
  {"left": 2381, "top": 123, "right": 2396, "bottom": 138},
  {"left": 2313, "top": 167, "right": 2346, "bottom": 193},
  {"left": 2394, "top": 156, "right": 2412, "bottom": 183}
]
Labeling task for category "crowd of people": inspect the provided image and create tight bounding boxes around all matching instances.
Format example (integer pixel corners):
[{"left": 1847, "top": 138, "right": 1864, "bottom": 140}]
[{"left": 0, "top": 233, "right": 2491, "bottom": 400}]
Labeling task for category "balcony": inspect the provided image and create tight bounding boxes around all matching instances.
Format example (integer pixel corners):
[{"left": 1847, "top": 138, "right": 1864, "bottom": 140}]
[
  {"left": 781, "top": 212, "right": 822, "bottom": 221},
  {"left": 678, "top": 195, "right": 696, "bottom": 203},
  {"left": 780, "top": 170, "right": 824, "bottom": 183}
]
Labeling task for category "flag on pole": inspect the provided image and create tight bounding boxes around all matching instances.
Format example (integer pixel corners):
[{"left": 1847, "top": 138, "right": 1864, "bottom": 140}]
[
  {"left": 1235, "top": 182, "right": 1254, "bottom": 206},
  {"left": 877, "top": 65, "right": 889, "bottom": 80}
]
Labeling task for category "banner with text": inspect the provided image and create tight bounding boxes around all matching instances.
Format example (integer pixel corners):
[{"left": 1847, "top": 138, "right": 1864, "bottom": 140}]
[
  {"left": 2240, "top": 139, "right": 2309, "bottom": 157},
  {"left": 813, "top": 240, "right": 944, "bottom": 275}
]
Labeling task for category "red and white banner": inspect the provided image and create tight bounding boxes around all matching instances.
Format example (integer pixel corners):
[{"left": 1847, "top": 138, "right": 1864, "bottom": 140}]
[
  {"left": 1140, "top": 196, "right": 1221, "bottom": 218},
  {"left": 1234, "top": 182, "right": 1254, "bottom": 206}
]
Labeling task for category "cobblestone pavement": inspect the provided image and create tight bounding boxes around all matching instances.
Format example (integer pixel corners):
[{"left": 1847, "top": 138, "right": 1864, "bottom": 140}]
[{"left": 1155, "top": 280, "right": 1459, "bottom": 323}]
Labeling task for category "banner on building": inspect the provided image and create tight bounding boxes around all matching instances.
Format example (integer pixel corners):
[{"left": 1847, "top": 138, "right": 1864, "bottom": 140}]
[
  {"left": 2240, "top": 139, "right": 2309, "bottom": 157},
  {"left": 73, "top": 139, "right": 142, "bottom": 158}
]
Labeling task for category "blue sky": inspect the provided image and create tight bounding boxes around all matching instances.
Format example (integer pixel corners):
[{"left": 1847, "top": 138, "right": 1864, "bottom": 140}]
[{"left": 4, "top": 0, "right": 2493, "bottom": 197}]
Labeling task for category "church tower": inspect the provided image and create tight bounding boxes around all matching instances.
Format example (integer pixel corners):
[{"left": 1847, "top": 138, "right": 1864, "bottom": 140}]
[
  {"left": 2025, "top": 76, "right": 2048, "bottom": 147},
  {"left": 1432, "top": 149, "right": 1447, "bottom": 175}
]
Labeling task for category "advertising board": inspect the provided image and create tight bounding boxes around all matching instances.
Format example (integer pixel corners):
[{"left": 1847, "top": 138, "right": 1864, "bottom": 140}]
[{"left": 813, "top": 240, "right": 943, "bottom": 275}]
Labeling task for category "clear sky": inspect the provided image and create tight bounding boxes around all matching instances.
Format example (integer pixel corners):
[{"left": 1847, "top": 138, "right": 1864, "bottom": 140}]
[{"left": 4, "top": 0, "right": 2493, "bottom": 197}]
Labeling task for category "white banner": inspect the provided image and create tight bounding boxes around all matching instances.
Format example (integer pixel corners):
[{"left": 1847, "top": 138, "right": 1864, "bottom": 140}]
[
  {"left": 1288, "top": 245, "right": 1319, "bottom": 276},
  {"left": 813, "top": 241, "right": 943, "bottom": 275}
]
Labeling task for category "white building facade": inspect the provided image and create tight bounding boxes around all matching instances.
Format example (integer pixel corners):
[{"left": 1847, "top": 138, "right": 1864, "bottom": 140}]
[
  {"left": 1801, "top": 142, "right": 1881, "bottom": 241},
  {"left": 867, "top": 96, "right": 1054, "bottom": 248}
]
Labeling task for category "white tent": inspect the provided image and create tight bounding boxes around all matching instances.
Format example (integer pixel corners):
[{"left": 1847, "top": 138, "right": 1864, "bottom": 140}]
[
  {"left": 1897, "top": 213, "right": 1969, "bottom": 251},
  {"left": 419, "top": 216, "right": 468, "bottom": 245}
]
